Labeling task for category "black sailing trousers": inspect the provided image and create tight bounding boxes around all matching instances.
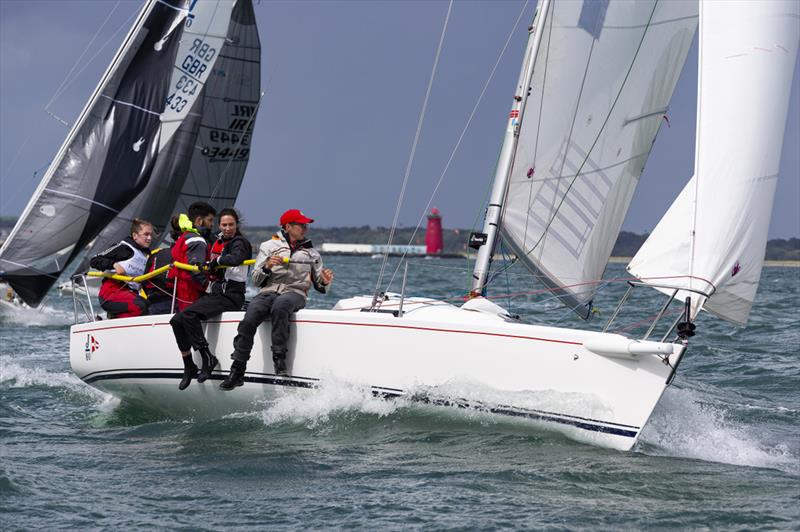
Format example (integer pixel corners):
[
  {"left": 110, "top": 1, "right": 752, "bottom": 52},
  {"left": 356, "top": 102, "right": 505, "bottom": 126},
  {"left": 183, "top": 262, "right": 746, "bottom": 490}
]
[
  {"left": 232, "top": 291, "right": 306, "bottom": 362},
  {"left": 170, "top": 292, "right": 244, "bottom": 352}
]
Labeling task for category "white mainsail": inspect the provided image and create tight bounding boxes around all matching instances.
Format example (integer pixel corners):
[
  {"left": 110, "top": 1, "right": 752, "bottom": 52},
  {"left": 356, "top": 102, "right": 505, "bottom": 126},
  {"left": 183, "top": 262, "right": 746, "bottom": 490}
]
[
  {"left": 499, "top": 0, "right": 697, "bottom": 317},
  {"left": 628, "top": 0, "right": 800, "bottom": 326}
]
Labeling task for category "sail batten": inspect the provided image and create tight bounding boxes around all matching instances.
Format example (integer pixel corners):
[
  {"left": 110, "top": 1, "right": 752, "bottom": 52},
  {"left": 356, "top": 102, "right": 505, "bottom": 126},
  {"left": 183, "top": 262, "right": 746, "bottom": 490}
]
[
  {"left": 499, "top": 0, "right": 698, "bottom": 317},
  {"left": 628, "top": 0, "right": 800, "bottom": 326}
]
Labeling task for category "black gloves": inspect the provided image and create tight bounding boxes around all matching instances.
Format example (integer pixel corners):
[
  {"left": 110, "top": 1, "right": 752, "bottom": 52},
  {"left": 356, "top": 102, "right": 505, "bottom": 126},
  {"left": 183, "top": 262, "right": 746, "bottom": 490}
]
[{"left": 201, "top": 258, "right": 219, "bottom": 272}]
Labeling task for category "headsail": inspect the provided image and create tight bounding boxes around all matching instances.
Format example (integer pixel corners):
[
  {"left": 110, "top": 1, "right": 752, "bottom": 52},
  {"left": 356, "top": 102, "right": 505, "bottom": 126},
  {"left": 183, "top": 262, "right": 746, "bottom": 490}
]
[
  {"left": 499, "top": 0, "right": 697, "bottom": 317},
  {"left": 627, "top": 0, "right": 800, "bottom": 326},
  {"left": 77, "top": 0, "right": 260, "bottom": 268}
]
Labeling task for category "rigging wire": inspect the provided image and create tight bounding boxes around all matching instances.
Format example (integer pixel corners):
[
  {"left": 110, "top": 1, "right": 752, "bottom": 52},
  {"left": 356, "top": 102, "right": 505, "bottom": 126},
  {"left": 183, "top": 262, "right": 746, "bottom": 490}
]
[
  {"left": 380, "top": 0, "right": 532, "bottom": 295},
  {"left": 0, "top": 2, "right": 133, "bottom": 217},
  {"left": 373, "top": 0, "right": 454, "bottom": 300}
]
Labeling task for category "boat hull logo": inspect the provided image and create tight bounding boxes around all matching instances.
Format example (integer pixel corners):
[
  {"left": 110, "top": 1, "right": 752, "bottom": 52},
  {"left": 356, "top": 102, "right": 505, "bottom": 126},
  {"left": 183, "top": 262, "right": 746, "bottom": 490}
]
[{"left": 85, "top": 335, "right": 100, "bottom": 360}]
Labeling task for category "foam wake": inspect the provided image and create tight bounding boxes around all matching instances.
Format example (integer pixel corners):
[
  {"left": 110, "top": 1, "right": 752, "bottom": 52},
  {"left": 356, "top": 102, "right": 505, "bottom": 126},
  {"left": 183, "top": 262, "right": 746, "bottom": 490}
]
[
  {"left": 260, "top": 375, "right": 399, "bottom": 428},
  {"left": 0, "top": 301, "right": 73, "bottom": 326},
  {"left": 0, "top": 355, "right": 117, "bottom": 410},
  {"left": 640, "top": 386, "right": 798, "bottom": 474}
]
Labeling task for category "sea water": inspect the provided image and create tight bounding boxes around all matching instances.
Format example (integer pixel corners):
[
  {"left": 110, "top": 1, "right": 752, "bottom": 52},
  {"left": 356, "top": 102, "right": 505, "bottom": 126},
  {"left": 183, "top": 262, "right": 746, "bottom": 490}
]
[{"left": 1, "top": 259, "right": 798, "bottom": 529}]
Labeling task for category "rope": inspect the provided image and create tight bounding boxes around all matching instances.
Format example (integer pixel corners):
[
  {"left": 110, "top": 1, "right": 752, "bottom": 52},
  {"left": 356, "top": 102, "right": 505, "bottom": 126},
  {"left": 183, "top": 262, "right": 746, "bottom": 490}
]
[
  {"left": 374, "top": 0, "right": 454, "bottom": 298},
  {"left": 382, "top": 0, "right": 532, "bottom": 294}
]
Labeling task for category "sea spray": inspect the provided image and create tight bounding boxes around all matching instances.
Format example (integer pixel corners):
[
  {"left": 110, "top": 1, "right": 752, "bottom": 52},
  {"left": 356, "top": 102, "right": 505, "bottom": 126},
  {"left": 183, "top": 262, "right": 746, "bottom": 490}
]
[{"left": 640, "top": 385, "right": 798, "bottom": 474}]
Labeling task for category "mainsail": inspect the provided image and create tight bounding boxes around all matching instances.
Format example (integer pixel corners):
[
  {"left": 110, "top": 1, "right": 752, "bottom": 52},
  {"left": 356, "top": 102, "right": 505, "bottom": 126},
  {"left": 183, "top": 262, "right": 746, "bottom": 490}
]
[
  {"left": 499, "top": 0, "right": 697, "bottom": 317},
  {"left": 0, "top": 0, "right": 259, "bottom": 306},
  {"left": 628, "top": 0, "right": 800, "bottom": 326},
  {"left": 78, "top": 0, "right": 261, "bottom": 267}
]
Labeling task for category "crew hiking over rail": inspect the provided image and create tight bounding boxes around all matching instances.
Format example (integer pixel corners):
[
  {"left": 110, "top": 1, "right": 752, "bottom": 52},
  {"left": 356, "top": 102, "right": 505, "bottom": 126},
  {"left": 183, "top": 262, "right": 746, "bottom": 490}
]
[
  {"left": 170, "top": 208, "right": 252, "bottom": 390},
  {"left": 221, "top": 209, "right": 334, "bottom": 389}
]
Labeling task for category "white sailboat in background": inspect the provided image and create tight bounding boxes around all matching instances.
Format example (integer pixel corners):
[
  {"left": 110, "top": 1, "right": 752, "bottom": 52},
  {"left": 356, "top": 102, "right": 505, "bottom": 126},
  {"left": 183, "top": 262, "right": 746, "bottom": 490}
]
[
  {"left": 0, "top": 0, "right": 260, "bottom": 307},
  {"left": 66, "top": 0, "right": 797, "bottom": 451}
]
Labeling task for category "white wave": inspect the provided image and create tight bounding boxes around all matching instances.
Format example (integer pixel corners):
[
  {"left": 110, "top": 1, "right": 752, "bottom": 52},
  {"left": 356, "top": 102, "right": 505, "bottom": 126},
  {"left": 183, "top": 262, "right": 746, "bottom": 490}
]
[
  {"left": 0, "top": 355, "right": 115, "bottom": 406},
  {"left": 0, "top": 300, "right": 73, "bottom": 326},
  {"left": 641, "top": 386, "right": 798, "bottom": 474},
  {"left": 260, "top": 375, "right": 399, "bottom": 428}
]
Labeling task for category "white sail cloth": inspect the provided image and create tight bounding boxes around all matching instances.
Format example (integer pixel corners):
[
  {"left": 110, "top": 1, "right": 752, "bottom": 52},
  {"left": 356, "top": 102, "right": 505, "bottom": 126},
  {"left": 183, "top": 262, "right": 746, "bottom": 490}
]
[
  {"left": 500, "top": 0, "right": 697, "bottom": 318},
  {"left": 628, "top": 0, "right": 800, "bottom": 326}
]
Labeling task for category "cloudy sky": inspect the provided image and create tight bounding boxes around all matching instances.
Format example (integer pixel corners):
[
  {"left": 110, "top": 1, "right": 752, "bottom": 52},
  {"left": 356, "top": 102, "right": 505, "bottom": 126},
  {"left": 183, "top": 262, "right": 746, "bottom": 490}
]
[{"left": 1, "top": 0, "right": 798, "bottom": 237}]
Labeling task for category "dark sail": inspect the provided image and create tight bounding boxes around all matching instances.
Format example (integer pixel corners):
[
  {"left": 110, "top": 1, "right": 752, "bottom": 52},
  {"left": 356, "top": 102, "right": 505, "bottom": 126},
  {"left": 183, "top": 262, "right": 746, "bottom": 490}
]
[
  {"left": 0, "top": 0, "right": 190, "bottom": 306},
  {"left": 77, "top": 0, "right": 261, "bottom": 266}
]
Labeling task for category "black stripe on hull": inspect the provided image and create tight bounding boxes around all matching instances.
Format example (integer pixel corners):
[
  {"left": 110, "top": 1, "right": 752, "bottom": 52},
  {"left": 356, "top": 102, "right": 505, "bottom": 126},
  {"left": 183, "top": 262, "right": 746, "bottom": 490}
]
[{"left": 82, "top": 370, "right": 640, "bottom": 439}]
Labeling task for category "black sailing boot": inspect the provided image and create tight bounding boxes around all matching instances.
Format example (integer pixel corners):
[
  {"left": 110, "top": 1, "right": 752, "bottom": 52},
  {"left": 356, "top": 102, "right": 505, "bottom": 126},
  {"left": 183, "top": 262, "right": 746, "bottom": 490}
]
[
  {"left": 272, "top": 351, "right": 288, "bottom": 376},
  {"left": 220, "top": 359, "right": 247, "bottom": 390},
  {"left": 179, "top": 356, "right": 198, "bottom": 390},
  {"left": 197, "top": 346, "right": 219, "bottom": 383}
]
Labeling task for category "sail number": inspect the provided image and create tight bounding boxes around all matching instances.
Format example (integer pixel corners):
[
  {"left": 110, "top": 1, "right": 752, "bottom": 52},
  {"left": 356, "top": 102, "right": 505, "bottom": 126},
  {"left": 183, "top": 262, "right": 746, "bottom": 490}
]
[
  {"left": 201, "top": 147, "right": 250, "bottom": 161},
  {"left": 165, "top": 38, "right": 217, "bottom": 114}
]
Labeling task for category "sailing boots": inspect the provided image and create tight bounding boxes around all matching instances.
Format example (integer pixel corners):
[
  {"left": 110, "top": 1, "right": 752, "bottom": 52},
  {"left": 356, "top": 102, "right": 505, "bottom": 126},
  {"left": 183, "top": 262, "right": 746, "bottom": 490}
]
[
  {"left": 179, "top": 356, "right": 198, "bottom": 390},
  {"left": 272, "top": 350, "right": 288, "bottom": 376},
  {"left": 219, "top": 359, "right": 247, "bottom": 390},
  {"left": 196, "top": 346, "right": 219, "bottom": 383}
]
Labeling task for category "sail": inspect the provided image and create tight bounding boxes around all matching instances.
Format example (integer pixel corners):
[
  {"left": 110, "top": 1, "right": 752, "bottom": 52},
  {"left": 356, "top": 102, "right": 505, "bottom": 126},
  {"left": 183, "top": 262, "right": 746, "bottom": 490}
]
[
  {"left": 172, "top": 0, "right": 261, "bottom": 216},
  {"left": 499, "top": 0, "right": 697, "bottom": 318},
  {"left": 628, "top": 0, "right": 800, "bottom": 326},
  {"left": 77, "top": 0, "right": 260, "bottom": 268},
  {"left": 0, "top": 0, "right": 189, "bottom": 306}
]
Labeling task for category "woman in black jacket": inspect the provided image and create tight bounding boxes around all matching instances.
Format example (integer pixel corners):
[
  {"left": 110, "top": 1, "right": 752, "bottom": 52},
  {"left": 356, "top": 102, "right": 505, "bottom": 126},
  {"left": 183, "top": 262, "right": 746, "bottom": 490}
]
[{"left": 170, "top": 208, "right": 252, "bottom": 390}]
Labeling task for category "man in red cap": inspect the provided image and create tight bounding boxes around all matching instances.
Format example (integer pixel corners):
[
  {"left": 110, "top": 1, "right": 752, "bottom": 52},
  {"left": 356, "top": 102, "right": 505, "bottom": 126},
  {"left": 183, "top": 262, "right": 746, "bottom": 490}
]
[{"left": 220, "top": 209, "right": 334, "bottom": 388}]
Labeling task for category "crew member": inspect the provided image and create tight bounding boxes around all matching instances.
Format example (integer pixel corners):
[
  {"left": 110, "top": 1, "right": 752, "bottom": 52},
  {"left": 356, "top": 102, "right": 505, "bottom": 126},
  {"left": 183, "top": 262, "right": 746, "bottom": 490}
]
[
  {"left": 170, "top": 208, "right": 252, "bottom": 390},
  {"left": 220, "top": 209, "right": 334, "bottom": 389},
  {"left": 168, "top": 202, "right": 216, "bottom": 311},
  {"left": 89, "top": 218, "right": 153, "bottom": 319},
  {"left": 141, "top": 216, "right": 182, "bottom": 315}
]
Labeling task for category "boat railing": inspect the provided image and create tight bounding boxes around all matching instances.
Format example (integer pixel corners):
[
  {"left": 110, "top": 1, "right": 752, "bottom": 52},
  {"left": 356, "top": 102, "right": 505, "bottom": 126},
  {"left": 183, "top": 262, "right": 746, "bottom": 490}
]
[
  {"left": 69, "top": 259, "right": 256, "bottom": 324},
  {"left": 603, "top": 281, "right": 711, "bottom": 343}
]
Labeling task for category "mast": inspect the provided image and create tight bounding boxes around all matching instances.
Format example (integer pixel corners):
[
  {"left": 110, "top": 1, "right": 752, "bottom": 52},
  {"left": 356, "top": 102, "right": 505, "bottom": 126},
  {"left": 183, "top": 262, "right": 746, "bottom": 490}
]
[{"left": 470, "top": 0, "right": 551, "bottom": 296}]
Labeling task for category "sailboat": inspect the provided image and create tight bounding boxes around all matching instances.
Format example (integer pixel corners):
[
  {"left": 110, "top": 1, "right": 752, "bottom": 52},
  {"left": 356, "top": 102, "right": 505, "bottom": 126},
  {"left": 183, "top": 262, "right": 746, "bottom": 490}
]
[
  {"left": 0, "top": 0, "right": 260, "bottom": 307},
  {"left": 67, "top": 0, "right": 797, "bottom": 451}
]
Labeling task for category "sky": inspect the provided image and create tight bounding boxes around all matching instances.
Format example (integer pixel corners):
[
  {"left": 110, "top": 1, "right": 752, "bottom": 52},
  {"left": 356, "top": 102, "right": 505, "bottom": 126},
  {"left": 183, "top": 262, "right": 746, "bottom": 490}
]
[{"left": 0, "top": 0, "right": 798, "bottom": 238}]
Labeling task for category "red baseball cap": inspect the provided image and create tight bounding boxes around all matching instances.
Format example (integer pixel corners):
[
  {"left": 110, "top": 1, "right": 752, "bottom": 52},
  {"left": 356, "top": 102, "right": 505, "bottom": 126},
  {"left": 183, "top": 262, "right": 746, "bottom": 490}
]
[{"left": 280, "top": 209, "right": 314, "bottom": 225}]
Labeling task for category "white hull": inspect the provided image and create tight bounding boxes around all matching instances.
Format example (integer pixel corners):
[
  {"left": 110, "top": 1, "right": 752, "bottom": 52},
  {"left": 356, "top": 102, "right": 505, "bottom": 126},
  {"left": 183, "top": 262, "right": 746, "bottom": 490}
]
[{"left": 69, "top": 296, "right": 685, "bottom": 451}]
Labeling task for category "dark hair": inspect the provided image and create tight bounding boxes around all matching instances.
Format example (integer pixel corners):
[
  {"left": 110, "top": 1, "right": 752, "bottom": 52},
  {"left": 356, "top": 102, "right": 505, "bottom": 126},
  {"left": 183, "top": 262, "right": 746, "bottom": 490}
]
[
  {"left": 169, "top": 215, "right": 182, "bottom": 241},
  {"left": 218, "top": 208, "right": 241, "bottom": 224},
  {"left": 188, "top": 202, "right": 216, "bottom": 221},
  {"left": 131, "top": 218, "right": 153, "bottom": 236}
]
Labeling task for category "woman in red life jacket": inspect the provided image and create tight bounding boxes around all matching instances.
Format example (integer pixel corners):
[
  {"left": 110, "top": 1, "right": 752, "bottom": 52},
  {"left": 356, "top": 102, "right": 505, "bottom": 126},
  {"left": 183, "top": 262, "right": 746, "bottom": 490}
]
[
  {"left": 167, "top": 202, "right": 216, "bottom": 311},
  {"left": 89, "top": 218, "right": 153, "bottom": 319},
  {"left": 170, "top": 208, "right": 252, "bottom": 390}
]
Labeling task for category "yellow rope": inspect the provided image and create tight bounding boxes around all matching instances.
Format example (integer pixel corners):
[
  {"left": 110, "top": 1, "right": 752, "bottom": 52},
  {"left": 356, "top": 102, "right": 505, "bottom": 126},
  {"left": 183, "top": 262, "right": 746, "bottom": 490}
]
[{"left": 87, "top": 260, "right": 256, "bottom": 282}]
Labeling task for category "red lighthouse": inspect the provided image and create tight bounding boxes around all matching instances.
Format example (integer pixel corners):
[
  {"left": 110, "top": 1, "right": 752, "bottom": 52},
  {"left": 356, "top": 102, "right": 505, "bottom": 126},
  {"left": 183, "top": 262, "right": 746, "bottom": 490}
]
[{"left": 425, "top": 208, "right": 443, "bottom": 255}]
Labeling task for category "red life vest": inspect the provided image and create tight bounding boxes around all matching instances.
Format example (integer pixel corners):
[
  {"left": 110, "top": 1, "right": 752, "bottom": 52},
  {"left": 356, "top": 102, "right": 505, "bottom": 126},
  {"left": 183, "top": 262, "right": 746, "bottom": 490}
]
[{"left": 168, "top": 231, "right": 208, "bottom": 310}]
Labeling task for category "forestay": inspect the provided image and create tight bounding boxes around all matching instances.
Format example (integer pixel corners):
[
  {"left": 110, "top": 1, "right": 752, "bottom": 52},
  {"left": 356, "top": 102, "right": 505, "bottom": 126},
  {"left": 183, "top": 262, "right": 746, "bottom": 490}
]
[
  {"left": 500, "top": 0, "right": 697, "bottom": 317},
  {"left": 0, "top": 0, "right": 188, "bottom": 306},
  {"left": 78, "top": 0, "right": 260, "bottom": 267},
  {"left": 627, "top": 0, "right": 799, "bottom": 326}
]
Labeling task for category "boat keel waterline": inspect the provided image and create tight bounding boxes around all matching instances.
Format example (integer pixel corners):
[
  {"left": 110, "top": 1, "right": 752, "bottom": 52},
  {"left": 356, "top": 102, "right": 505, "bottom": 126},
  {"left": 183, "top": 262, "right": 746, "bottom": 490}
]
[{"left": 70, "top": 296, "right": 686, "bottom": 451}]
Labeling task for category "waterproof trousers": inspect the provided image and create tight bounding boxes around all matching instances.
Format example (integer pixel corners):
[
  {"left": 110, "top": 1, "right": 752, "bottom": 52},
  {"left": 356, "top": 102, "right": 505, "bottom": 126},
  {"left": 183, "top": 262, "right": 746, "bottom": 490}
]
[
  {"left": 98, "top": 279, "right": 146, "bottom": 319},
  {"left": 170, "top": 292, "right": 244, "bottom": 352},
  {"left": 231, "top": 292, "right": 306, "bottom": 362}
]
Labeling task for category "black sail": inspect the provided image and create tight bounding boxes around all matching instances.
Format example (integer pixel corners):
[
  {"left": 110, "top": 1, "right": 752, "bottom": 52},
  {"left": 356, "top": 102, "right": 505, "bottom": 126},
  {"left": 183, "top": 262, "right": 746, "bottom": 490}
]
[
  {"left": 78, "top": 0, "right": 261, "bottom": 267},
  {"left": 0, "top": 0, "right": 189, "bottom": 306}
]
